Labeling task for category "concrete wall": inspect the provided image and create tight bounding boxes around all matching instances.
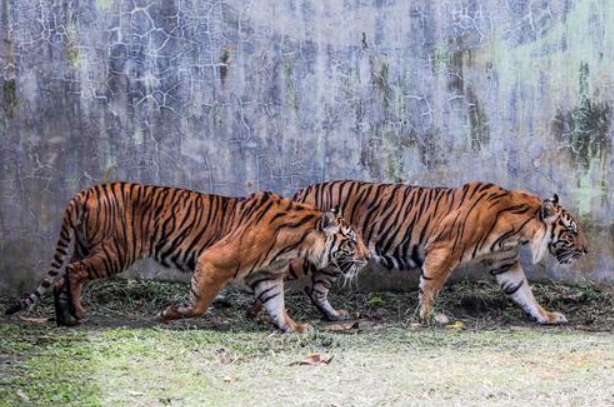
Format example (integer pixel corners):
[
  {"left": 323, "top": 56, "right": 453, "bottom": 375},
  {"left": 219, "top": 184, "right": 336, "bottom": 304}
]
[{"left": 0, "top": 0, "right": 612, "bottom": 290}]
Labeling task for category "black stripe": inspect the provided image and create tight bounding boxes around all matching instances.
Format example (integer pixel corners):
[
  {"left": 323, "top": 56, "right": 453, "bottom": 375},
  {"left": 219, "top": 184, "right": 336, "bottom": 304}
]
[
  {"left": 280, "top": 214, "right": 316, "bottom": 230},
  {"left": 257, "top": 286, "right": 279, "bottom": 303},
  {"left": 420, "top": 269, "right": 433, "bottom": 280},
  {"left": 349, "top": 186, "right": 369, "bottom": 224},
  {"left": 255, "top": 200, "right": 275, "bottom": 223},
  {"left": 489, "top": 263, "right": 515, "bottom": 276},
  {"left": 502, "top": 280, "right": 524, "bottom": 295}
]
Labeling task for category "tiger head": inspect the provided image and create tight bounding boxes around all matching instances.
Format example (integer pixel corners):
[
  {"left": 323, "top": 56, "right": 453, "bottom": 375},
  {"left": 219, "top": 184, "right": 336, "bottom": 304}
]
[
  {"left": 316, "top": 211, "right": 370, "bottom": 280},
  {"left": 539, "top": 194, "right": 589, "bottom": 265}
]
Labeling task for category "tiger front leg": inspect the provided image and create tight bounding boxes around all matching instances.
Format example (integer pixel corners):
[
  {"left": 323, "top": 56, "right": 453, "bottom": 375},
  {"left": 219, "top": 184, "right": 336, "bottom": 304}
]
[
  {"left": 305, "top": 283, "right": 350, "bottom": 321},
  {"left": 493, "top": 262, "right": 567, "bottom": 324},
  {"left": 54, "top": 251, "right": 115, "bottom": 326},
  {"left": 160, "top": 258, "right": 233, "bottom": 322},
  {"left": 299, "top": 262, "right": 350, "bottom": 321},
  {"left": 253, "top": 275, "right": 313, "bottom": 333}
]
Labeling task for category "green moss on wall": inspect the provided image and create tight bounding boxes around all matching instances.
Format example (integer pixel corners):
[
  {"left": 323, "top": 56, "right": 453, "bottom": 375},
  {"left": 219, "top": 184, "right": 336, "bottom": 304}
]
[
  {"left": 283, "top": 56, "right": 299, "bottom": 113},
  {"left": 466, "top": 86, "right": 490, "bottom": 151},
  {"left": 96, "top": 0, "right": 114, "bottom": 10},
  {"left": 2, "top": 79, "right": 18, "bottom": 119},
  {"left": 553, "top": 62, "right": 611, "bottom": 170},
  {"left": 370, "top": 55, "right": 392, "bottom": 109}
]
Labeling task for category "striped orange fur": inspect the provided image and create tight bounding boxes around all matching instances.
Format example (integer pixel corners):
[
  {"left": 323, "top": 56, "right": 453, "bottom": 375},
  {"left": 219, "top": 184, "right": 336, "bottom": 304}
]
[
  {"left": 5, "top": 182, "right": 369, "bottom": 332},
  {"left": 289, "top": 180, "right": 588, "bottom": 324}
]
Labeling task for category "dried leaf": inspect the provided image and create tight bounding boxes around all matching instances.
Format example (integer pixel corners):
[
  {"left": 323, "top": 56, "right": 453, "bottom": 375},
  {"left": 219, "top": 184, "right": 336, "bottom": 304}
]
[
  {"left": 446, "top": 321, "right": 466, "bottom": 330},
  {"left": 323, "top": 321, "right": 360, "bottom": 332},
  {"left": 18, "top": 316, "right": 50, "bottom": 325},
  {"left": 289, "top": 353, "right": 334, "bottom": 366}
]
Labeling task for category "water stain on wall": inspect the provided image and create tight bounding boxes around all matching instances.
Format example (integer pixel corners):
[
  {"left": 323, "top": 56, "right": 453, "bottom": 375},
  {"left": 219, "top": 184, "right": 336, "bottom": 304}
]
[
  {"left": 398, "top": 129, "right": 446, "bottom": 170},
  {"left": 370, "top": 54, "right": 392, "bottom": 110},
  {"left": 359, "top": 134, "right": 383, "bottom": 180},
  {"left": 283, "top": 55, "right": 300, "bottom": 113},
  {"left": 219, "top": 45, "right": 235, "bottom": 86},
  {"left": 1, "top": 27, "right": 17, "bottom": 120},
  {"left": 466, "top": 86, "right": 490, "bottom": 151},
  {"left": 445, "top": 37, "right": 475, "bottom": 94},
  {"left": 2, "top": 79, "right": 17, "bottom": 119},
  {"left": 440, "top": 37, "right": 489, "bottom": 151}
]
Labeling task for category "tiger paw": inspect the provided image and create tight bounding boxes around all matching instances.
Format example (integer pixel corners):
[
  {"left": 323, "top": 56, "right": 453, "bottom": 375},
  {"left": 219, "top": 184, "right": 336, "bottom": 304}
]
[
  {"left": 539, "top": 311, "right": 568, "bottom": 325},
  {"left": 417, "top": 308, "right": 433, "bottom": 326},
  {"left": 55, "top": 309, "right": 81, "bottom": 327},
  {"left": 73, "top": 308, "right": 87, "bottom": 320},
  {"left": 156, "top": 309, "right": 176, "bottom": 323},
  {"left": 155, "top": 311, "right": 165, "bottom": 322},
  {"left": 325, "top": 309, "right": 351, "bottom": 321},
  {"left": 54, "top": 300, "right": 81, "bottom": 327}
]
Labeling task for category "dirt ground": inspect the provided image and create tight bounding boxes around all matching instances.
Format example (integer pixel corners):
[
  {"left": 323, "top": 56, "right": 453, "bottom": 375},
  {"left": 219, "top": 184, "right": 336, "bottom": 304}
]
[{"left": 1, "top": 278, "right": 613, "bottom": 407}]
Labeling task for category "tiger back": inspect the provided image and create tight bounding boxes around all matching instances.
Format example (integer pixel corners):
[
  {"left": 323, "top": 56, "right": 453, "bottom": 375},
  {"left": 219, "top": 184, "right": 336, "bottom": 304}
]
[{"left": 290, "top": 180, "right": 588, "bottom": 324}]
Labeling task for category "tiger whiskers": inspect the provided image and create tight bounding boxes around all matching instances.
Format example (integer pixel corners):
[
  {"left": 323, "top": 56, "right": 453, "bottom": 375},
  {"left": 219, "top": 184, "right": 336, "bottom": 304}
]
[
  {"left": 337, "top": 260, "right": 365, "bottom": 290},
  {"left": 552, "top": 249, "right": 583, "bottom": 267}
]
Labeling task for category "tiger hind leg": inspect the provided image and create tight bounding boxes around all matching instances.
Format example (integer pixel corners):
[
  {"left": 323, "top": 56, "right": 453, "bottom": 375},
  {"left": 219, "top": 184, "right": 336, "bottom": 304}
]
[
  {"left": 253, "top": 275, "right": 312, "bottom": 333},
  {"left": 418, "top": 246, "right": 457, "bottom": 324},
  {"left": 492, "top": 262, "right": 567, "bottom": 324},
  {"left": 53, "top": 276, "right": 74, "bottom": 326},
  {"left": 55, "top": 244, "right": 130, "bottom": 326}
]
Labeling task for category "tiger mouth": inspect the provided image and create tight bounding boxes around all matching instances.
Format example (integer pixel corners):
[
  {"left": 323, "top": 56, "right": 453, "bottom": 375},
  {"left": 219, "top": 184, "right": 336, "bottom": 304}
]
[{"left": 552, "top": 250, "right": 585, "bottom": 265}]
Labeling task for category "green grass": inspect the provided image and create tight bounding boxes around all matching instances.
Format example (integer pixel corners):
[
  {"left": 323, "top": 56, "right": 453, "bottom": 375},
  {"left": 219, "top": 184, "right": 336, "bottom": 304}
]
[
  {"left": 0, "top": 325, "right": 98, "bottom": 406},
  {"left": 1, "top": 279, "right": 614, "bottom": 406}
]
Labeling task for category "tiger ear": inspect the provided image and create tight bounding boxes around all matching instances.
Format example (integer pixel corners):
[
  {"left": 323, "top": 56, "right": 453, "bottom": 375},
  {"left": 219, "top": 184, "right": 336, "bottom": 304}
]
[
  {"left": 320, "top": 211, "right": 339, "bottom": 233},
  {"left": 552, "top": 193, "right": 559, "bottom": 205},
  {"left": 540, "top": 199, "right": 559, "bottom": 224}
]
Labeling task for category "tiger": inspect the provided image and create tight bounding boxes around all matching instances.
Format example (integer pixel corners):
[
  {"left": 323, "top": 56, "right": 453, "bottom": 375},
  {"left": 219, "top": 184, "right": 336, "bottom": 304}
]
[
  {"left": 5, "top": 182, "right": 369, "bottom": 332},
  {"left": 287, "top": 180, "right": 588, "bottom": 324}
]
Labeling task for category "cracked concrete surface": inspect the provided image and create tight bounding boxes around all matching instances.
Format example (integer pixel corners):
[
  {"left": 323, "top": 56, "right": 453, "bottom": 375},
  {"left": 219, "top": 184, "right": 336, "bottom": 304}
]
[{"left": 0, "top": 0, "right": 612, "bottom": 289}]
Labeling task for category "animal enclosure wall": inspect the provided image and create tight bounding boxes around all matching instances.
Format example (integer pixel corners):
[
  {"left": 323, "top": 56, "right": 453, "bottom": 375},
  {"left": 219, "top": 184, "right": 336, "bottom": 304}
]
[{"left": 0, "top": 0, "right": 612, "bottom": 290}]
